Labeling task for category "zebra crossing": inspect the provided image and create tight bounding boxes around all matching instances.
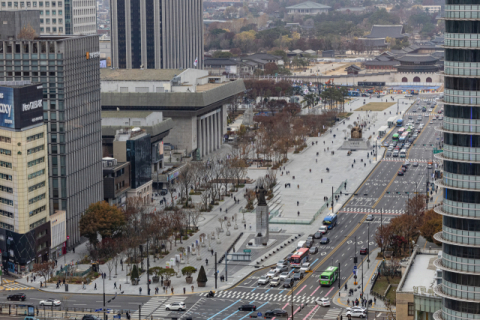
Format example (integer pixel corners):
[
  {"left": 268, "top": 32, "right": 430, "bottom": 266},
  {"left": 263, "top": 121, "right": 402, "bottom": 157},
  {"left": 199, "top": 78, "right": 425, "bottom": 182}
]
[
  {"left": 0, "top": 280, "right": 35, "bottom": 291},
  {"left": 323, "top": 308, "right": 343, "bottom": 319},
  {"left": 404, "top": 112, "right": 437, "bottom": 116},
  {"left": 382, "top": 158, "right": 441, "bottom": 163},
  {"left": 199, "top": 290, "right": 317, "bottom": 303},
  {"left": 340, "top": 207, "right": 405, "bottom": 215},
  {"left": 131, "top": 296, "right": 187, "bottom": 319}
]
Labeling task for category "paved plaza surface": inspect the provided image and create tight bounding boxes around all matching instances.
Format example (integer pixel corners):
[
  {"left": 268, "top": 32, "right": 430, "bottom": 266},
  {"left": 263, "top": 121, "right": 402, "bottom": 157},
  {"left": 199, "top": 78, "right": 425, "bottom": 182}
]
[{"left": 6, "top": 94, "right": 445, "bottom": 320}]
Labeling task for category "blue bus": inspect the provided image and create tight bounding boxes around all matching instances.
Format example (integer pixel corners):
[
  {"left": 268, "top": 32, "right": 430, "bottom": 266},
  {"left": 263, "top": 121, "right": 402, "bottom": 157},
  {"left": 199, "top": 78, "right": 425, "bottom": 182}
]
[
  {"left": 396, "top": 119, "right": 403, "bottom": 127},
  {"left": 323, "top": 214, "right": 338, "bottom": 229},
  {"left": 348, "top": 91, "right": 360, "bottom": 97}
]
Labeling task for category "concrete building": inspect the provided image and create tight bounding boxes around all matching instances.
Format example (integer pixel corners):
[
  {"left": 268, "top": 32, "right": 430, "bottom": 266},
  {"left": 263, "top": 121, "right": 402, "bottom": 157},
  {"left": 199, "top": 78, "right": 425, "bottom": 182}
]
[
  {"left": 102, "top": 157, "right": 131, "bottom": 207},
  {"left": 432, "top": 1, "right": 480, "bottom": 318},
  {"left": 396, "top": 248, "right": 442, "bottom": 320},
  {"left": 0, "top": 12, "right": 103, "bottom": 247},
  {"left": 110, "top": 0, "right": 204, "bottom": 69},
  {"left": 100, "top": 68, "right": 245, "bottom": 159},
  {"left": 286, "top": 1, "right": 330, "bottom": 15},
  {"left": 0, "top": 82, "right": 50, "bottom": 273},
  {"left": 0, "top": 0, "right": 96, "bottom": 35},
  {"left": 101, "top": 111, "right": 173, "bottom": 190}
]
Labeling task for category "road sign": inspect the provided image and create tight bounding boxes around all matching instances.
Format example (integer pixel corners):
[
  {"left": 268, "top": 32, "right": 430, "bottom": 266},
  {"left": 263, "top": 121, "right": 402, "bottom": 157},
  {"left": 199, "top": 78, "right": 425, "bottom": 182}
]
[
  {"left": 243, "top": 249, "right": 251, "bottom": 253},
  {"left": 95, "top": 309, "right": 102, "bottom": 312},
  {"left": 353, "top": 270, "right": 357, "bottom": 275},
  {"left": 257, "top": 313, "right": 262, "bottom": 317},
  {"left": 353, "top": 266, "right": 357, "bottom": 270}
]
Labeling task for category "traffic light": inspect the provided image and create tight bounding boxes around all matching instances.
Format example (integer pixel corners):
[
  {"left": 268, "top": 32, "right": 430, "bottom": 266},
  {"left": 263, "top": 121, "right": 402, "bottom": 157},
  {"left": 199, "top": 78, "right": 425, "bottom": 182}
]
[
  {"left": 344, "top": 182, "right": 347, "bottom": 188},
  {"left": 354, "top": 256, "right": 358, "bottom": 264}
]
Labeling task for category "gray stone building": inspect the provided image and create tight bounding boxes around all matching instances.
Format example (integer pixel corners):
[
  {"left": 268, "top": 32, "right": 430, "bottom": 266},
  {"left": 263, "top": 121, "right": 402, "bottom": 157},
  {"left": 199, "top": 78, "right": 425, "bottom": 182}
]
[
  {"left": 0, "top": 11, "right": 103, "bottom": 247},
  {"left": 100, "top": 68, "right": 245, "bottom": 159},
  {"left": 110, "top": 0, "right": 204, "bottom": 69}
]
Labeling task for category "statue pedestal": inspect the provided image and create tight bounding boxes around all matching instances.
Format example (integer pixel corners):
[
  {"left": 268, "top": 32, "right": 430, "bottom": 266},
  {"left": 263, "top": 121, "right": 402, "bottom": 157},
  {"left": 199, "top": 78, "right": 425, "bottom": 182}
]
[{"left": 339, "top": 138, "right": 371, "bottom": 150}]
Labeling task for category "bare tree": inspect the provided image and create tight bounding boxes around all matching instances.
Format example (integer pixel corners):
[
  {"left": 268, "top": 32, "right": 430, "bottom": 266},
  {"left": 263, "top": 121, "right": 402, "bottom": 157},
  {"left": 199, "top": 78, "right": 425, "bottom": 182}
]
[
  {"left": 177, "top": 163, "right": 194, "bottom": 207},
  {"left": 32, "top": 261, "right": 55, "bottom": 287}
]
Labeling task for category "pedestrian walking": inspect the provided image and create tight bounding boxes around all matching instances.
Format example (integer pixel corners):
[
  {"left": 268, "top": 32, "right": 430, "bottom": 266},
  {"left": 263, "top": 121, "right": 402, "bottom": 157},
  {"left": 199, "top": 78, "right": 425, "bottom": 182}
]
[
  {"left": 191, "top": 285, "right": 194, "bottom": 292},
  {"left": 244, "top": 223, "right": 246, "bottom": 229},
  {"left": 114, "top": 282, "right": 117, "bottom": 289},
  {"left": 297, "top": 211, "right": 300, "bottom": 216},
  {"left": 120, "top": 284, "right": 121, "bottom": 291},
  {"left": 163, "top": 286, "right": 166, "bottom": 293},
  {"left": 171, "top": 287, "right": 174, "bottom": 294},
  {"left": 205, "top": 259, "right": 208, "bottom": 265},
  {"left": 249, "top": 225, "right": 252, "bottom": 230},
  {"left": 211, "top": 249, "right": 214, "bottom": 256},
  {"left": 94, "top": 283, "right": 97, "bottom": 290},
  {"left": 297, "top": 201, "right": 299, "bottom": 206},
  {"left": 374, "top": 297, "right": 376, "bottom": 304},
  {"left": 34, "top": 275, "right": 36, "bottom": 281},
  {"left": 139, "top": 287, "right": 142, "bottom": 295},
  {"left": 183, "top": 287, "right": 186, "bottom": 294}
]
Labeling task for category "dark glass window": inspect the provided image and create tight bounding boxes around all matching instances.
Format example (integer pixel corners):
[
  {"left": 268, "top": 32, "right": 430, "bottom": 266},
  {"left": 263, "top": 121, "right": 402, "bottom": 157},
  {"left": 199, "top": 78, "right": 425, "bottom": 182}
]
[
  {"left": 445, "top": 105, "right": 480, "bottom": 119},
  {"left": 444, "top": 76, "right": 480, "bottom": 91},
  {"left": 444, "top": 298, "right": 480, "bottom": 314},
  {"left": 130, "top": 0, "right": 141, "bottom": 68},
  {"left": 444, "top": 243, "right": 480, "bottom": 259},
  {"left": 117, "top": 0, "right": 126, "bottom": 68},
  {"left": 146, "top": 0, "right": 154, "bottom": 69},
  {"left": 126, "top": 135, "right": 152, "bottom": 188},
  {"left": 444, "top": 216, "right": 480, "bottom": 231},
  {"left": 445, "top": 49, "right": 480, "bottom": 62},
  {"left": 446, "top": 20, "right": 480, "bottom": 33},
  {"left": 444, "top": 160, "right": 480, "bottom": 175},
  {"left": 444, "top": 188, "right": 480, "bottom": 203},
  {"left": 444, "top": 270, "right": 480, "bottom": 286},
  {"left": 444, "top": 132, "right": 480, "bottom": 147}
]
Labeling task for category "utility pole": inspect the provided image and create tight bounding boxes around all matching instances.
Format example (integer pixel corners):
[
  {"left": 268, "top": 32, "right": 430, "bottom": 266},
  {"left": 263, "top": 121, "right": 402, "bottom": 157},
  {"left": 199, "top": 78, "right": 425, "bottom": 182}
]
[
  {"left": 214, "top": 252, "right": 218, "bottom": 289},
  {"left": 147, "top": 240, "right": 150, "bottom": 295},
  {"left": 367, "top": 224, "right": 370, "bottom": 269},
  {"left": 353, "top": 236, "right": 358, "bottom": 285},
  {"left": 331, "top": 186, "right": 334, "bottom": 213},
  {"left": 338, "top": 262, "right": 341, "bottom": 290},
  {"left": 103, "top": 276, "right": 106, "bottom": 320}
]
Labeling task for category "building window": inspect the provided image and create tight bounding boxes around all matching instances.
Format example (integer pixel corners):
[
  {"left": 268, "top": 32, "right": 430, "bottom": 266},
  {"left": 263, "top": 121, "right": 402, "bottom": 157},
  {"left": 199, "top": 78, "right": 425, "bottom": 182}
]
[
  {"left": 33, "top": 1, "right": 36, "bottom": 6},
  {"left": 58, "top": 9, "right": 61, "bottom": 15},
  {"left": 29, "top": 205, "right": 46, "bottom": 217},
  {"left": 0, "top": 148, "right": 11, "bottom": 156},
  {"left": 59, "top": 27, "right": 63, "bottom": 32},
  {"left": 28, "top": 169, "right": 45, "bottom": 180},
  {"left": 52, "top": 18, "right": 56, "bottom": 23},
  {"left": 40, "top": 18, "right": 44, "bottom": 23},
  {"left": 0, "top": 209, "right": 13, "bottom": 218},
  {"left": 0, "top": 222, "right": 13, "bottom": 231},
  {"left": 0, "top": 185, "right": 13, "bottom": 193},
  {"left": 408, "top": 302, "right": 414, "bottom": 316},
  {"left": 27, "top": 132, "right": 44, "bottom": 142},
  {"left": 0, "top": 161, "right": 12, "bottom": 169},
  {"left": 46, "top": 18, "right": 50, "bottom": 23},
  {"left": 28, "top": 181, "right": 45, "bottom": 192},
  {"left": 0, "top": 197, "right": 13, "bottom": 206},
  {"left": 0, "top": 136, "right": 11, "bottom": 143},
  {"left": 0, "top": 173, "right": 12, "bottom": 181},
  {"left": 52, "top": 9, "right": 55, "bottom": 14},
  {"left": 52, "top": 27, "right": 56, "bottom": 32},
  {"left": 27, "top": 145, "right": 44, "bottom": 155},
  {"left": 28, "top": 157, "right": 44, "bottom": 167},
  {"left": 1, "top": 2, "right": 5, "bottom": 6},
  {"left": 46, "top": 10, "right": 49, "bottom": 15},
  {"left": 402, "top": 77, "right": 408, "bottom": 82},
  {"left": 29, "top": 193, "right": 45, "bottom": 204},
  {"left": 30, "top": 218, "right": 46, "bottom": 230}
]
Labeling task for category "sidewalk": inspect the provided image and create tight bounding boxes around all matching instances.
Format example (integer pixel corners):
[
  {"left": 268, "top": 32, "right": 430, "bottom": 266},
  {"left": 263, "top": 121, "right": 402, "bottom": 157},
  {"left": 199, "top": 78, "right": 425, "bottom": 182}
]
[{"left": 333, "top": 248, "right": 395, "bottom": 313}]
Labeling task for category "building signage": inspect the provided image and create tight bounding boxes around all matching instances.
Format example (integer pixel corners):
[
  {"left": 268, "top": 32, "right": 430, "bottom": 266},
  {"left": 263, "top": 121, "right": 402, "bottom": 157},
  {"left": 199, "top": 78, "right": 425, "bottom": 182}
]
[
  {"left": 0, "top": 84, "right": 43, "bottom": 129},
  {"left": 86, "top": 51, "right": 101, "bottom": 59}
]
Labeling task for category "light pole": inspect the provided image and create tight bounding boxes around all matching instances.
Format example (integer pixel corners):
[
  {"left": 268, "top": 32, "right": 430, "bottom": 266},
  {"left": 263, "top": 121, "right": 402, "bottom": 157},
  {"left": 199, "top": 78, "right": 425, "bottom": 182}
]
[{"left": 367, "top": 223, "right": 370, "bottom": 269}]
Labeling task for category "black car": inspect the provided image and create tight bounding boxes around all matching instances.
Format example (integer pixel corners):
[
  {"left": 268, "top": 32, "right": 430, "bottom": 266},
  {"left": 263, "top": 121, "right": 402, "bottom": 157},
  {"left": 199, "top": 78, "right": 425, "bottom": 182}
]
[
  {"left": 82, "top": 316, "right": 101, "bottom": 320},
  {"left": 320, "top": 237, "right": 330, "bottom": 245},
  {"left": 7, "top": 293, "right": 26, "bottom": 301},
  {"left": 293, "top": 272, "right": 304, "bottom": 281},
  {"left": 283, "top": 278, "right": 294, "bottom": 288},
  {"left": 238, "top": 304, "right": 257, "bottom": 311},
  {"left": 265, "top": 309, "right": 288, "bottom": 318},
  {"left": 305, "top": 240, "right": 313, "bottom": 248},
  {"left": 314, "top": 231, "right": 322, "bottom": 239}
]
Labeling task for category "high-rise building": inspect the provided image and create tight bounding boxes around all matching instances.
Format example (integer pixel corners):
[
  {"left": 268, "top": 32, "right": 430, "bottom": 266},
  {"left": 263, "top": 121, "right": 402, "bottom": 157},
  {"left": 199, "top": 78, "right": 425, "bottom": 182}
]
[
  {"left": 110, "top": 0, "right": 204, "bottom": 69},
  {"left": 0, "top": 81, "right": 50, "bottom": 273},
  {"left": 0, "top": 12, "right": 103, "bottom": 247},
  {"left": 433, "top": 4, "right": 480, "bottom": 319},
  {"left": 0, "top": 0, "right": 96, "bottom": 35}
]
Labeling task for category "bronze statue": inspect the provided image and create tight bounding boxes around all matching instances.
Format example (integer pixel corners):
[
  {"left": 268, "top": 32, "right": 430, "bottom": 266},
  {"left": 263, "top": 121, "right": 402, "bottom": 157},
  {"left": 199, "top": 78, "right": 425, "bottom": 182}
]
[
  {"left": 351, "top": 126, "right": 362, "bottom": 139},
  {"left": 256, "top": 186, "right": 268, "bottom": 206}
]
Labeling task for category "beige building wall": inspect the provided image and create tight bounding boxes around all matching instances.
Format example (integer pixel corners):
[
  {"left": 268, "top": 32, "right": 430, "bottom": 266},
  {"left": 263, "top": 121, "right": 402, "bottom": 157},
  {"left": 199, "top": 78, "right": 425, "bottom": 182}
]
[
  {"left": 396, "top": 291, "right": 414, "bottom": 320},
  {"left": 0, "top": 124, "right": 49, "bottom": 234}
]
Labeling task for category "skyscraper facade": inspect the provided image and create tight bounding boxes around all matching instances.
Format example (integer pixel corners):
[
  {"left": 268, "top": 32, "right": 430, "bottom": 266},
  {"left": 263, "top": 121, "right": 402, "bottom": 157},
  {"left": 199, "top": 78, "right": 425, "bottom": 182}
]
[
  {"left": 0, "top": 0, "right": 96, "bottom": 35},
  {"left": 110, "top": 0, "right": 204, "bottom": 69},
  {"left": 434, "top": 3, "right": 480, "bottom": 319},
  {"left": 0, "top": 18, "right": 103, "bottom": 247}
]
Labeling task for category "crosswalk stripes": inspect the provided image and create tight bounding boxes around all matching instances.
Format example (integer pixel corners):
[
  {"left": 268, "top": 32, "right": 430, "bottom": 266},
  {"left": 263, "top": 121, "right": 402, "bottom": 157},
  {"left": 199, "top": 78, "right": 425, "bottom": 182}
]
[
  {"left": 382, "top": 158, "right": 441, "bottom": 163},
  {"left": 150, "top": 296, "right": 187, "bottom": 318},
  {"left": 199, "top": 290, "right": 317, "bottom": 303},
  {"left": 131, "top": 297, "right": 168, "bottom": 318},
  {"left": 340, "top": 207, "right": 404, "bottom": 215},
  {"left": 323, "top": 308, "right": 342, "bottom": 319},
  {"left": 0, "top": 280, "right": 35, "bottom": 291},
  {"left": 404, "top": 112, "right": 437, "bottom": 116}
]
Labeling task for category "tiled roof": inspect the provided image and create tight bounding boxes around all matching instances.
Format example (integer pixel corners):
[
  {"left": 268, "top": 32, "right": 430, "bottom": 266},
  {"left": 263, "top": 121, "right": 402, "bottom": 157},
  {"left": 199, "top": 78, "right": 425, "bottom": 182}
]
[
  {"left": 204, "top": 58, "right": 239, "bottom": 66},
  {"left": 366, "top": 25, "right": 406, "bottom": 39},
  {"left": 286, "top": 1, "right": 331, "bottom": 9},
  {"left": 395, "top": 54, "right": 439, "bottom": 63}
]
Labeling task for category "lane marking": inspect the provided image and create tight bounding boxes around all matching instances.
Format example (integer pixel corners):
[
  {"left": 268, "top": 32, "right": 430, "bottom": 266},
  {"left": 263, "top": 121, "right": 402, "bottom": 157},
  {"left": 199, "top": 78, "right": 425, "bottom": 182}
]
[
  {"left": 302, "top": 305, "right": 319, "bottom": 320},
  {"left": 295, "top": 285, "right": 307, "bottom": 295},
  {"left": 206, "top": 300, "right": 241, "bottom": 320},
  {"left": 344, "top": 162, "right": 384, "bottom": 207},
  {"left": 310, "top": 286, "right": 321, "bottom": 296},
  {"left": 325, "top": 286, "right": 335, "bottom": 297},
  {"left": 372, "top": 164, "right": 402, "bottom": 208},
  {"left": 239, "top": 301, "right": 269, "bottom": 320},
  {"left": 251, "top": 288, "right": 256, "bottom": 293}
]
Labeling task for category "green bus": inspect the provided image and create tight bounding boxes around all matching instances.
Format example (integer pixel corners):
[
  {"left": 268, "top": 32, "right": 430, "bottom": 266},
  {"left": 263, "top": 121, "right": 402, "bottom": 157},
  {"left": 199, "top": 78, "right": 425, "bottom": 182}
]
[
  {"left": 319, "top": 266, "right": 339, "bottom": 286},
  {"left": 392, "top": 133, "right": 399, "bottom": 141}
]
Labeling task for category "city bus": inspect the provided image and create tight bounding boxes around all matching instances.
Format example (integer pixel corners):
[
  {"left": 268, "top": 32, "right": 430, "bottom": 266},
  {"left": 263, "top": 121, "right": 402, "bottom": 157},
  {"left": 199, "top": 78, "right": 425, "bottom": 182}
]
[
  {"left": 397, "top": 128, "right": 405, "bottom": 134},
  {"left": 289, "top": 248, "right": 310, "bottom": 267},
  {"left": 319, "top": 266, "right": 339, "bottom": 286},
  {"left": 399, "top": 132, "right": 409, "bottom": 142},
  {"left": 392, "top": 133, "right": 399, "bottom": 141},
  {"left": 396, "top": 119, "right": 403, "bottom": 127},
  {"left": 323, "top": 214, "right": 338, "bottom": 229}
]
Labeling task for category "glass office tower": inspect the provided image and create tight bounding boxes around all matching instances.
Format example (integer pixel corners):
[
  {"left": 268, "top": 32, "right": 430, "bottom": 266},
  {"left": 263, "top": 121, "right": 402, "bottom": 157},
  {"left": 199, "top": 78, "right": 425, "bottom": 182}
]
[{"left": 433, "top": 3, "right": 480, "bottom": 319}]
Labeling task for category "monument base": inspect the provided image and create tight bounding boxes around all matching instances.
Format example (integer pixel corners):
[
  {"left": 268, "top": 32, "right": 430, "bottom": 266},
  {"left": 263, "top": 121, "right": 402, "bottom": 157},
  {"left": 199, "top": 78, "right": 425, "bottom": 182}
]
[
  {"left": 339, "top": 138, "right": 371, "bottom": 150},
  {"left": 248, "top": 239, "right": 277, "bottom": 249}
]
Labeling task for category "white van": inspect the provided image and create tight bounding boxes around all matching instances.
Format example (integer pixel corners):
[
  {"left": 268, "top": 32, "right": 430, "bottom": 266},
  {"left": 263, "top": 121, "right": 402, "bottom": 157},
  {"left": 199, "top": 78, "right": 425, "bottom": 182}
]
[
  {"left": 297, "top": 241, "right": 306, "bottom": 249},
  {"left": 392, "top": 150, "right": 399, "bottom": 157},
  {"left": 399, "top": 149, "right": 406, "bottom": 158}
]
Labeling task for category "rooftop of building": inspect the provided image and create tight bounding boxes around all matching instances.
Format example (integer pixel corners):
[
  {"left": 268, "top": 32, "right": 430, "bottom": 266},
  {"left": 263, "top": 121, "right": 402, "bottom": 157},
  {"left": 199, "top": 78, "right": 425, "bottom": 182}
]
[
  {"left": 102, "top": 158, "right": 129, "bottom": 171},
  {"left": 0, "top": 80, "right": 41, "bottom": 88},
  {"left": 398, "top": 251, "right": 439, "bottom": 293},
  {"left": 396, "top": 54, "right": 439, "bottom": 63},
  {"left": 100, "top": 69, "right": 182, "bottom": 81},
  {"left": 102, "top": 111, "right": 156, "bottom": 119},
  {"left": 366, "top": 25, "right": 407, "bottom": 39},
  {"left": 286, "top": 1, "right": 331, "bottom": 9}
]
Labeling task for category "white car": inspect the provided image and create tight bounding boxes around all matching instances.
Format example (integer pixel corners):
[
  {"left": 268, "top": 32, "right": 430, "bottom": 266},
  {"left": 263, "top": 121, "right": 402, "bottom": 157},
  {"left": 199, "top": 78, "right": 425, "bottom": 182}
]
[
  {"left": 165, "top": 302, "right": 186, "bottom": 311},
  {"left": 279, "top": 272, "right": 292, "bottom": 280},
  {"left": 346, "top": 306, "right": 367, "bottom": 313},
  {"left": 346, "top": 309, "right": 367, "bottom": 318},
  {"left": 266, "top": 269, "right": 279, "bottom": 278},
  {"left": 316, "top": 297, "right": 330, "bottom": 307},
  {"left": 270, "top": 277, "right": 281, "bottom": 287},
  {"left": 39, "top": 299, "right": 61, "bottom": 306},
  {"left": 319, "top": 226, "right": 328, "bottom": 234},
  {"left": 404, "top": 94, "right": 412, "bottom": 97},
  {"left": 300, "top": 263, "right": 311, "bottom": 272},
  {"left": 258, "top": 275, "right": 270, "bottom": 285}
]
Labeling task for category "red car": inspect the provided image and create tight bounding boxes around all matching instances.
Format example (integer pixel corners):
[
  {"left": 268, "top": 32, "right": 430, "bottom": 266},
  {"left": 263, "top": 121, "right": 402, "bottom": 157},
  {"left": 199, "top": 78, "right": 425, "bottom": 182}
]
[{"left": 360, "top": 248, "right": 369, "bottom": 255}]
